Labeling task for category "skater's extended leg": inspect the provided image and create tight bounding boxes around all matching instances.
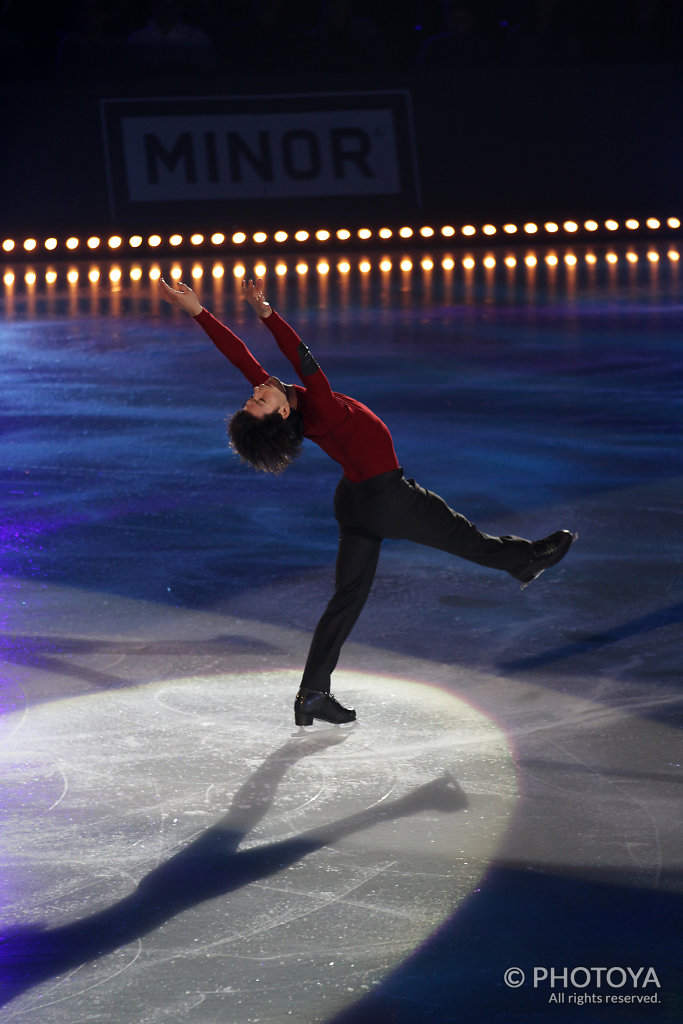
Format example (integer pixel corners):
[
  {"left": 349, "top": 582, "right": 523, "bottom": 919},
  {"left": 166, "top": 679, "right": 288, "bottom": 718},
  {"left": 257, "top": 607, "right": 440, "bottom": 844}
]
[{"left": 358, "top": 472, "right": 575, "bottom": 582}]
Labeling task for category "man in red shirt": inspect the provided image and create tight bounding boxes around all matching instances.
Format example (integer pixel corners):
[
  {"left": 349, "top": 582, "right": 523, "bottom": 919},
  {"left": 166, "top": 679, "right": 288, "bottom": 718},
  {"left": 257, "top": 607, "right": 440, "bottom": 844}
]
[{"left": 161, "top": 278, "right": 576, "bottom": 727}]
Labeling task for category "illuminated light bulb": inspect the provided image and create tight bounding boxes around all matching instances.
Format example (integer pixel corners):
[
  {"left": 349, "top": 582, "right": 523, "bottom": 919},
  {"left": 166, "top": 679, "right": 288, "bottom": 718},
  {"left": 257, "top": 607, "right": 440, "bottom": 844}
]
[
  {"left": 87, "top": 236, "right": 100, "bottom": 249},
  {"left": 585, "top": 253, "right": 597, "bottom": 264},
  {"left": 625, "top": 219, "right": 639, "bottom": 230},
  {"left": 647, "top": 250, "right": 659, "bottom": 262},
  {"left": 45, "top": 269, "right": 57, "bottom": 284},
  {"left": 211, "top": 232, "right": 226, "bottom": 245},
  {"left": 275, "top": 263, "right": 287, "bottom": 276},
  {"left": 170, "top": 265, "right": 182, "bottom": 280},
  {"left": 295, "top": 262, "right": 308, "bottom": 275},
  {"left": 646, "top": 218, "right": 661, "bottom": 230},
  {"left": 605, "top": 220, "right": 619, "bottom": 231},
  {"left": 380, "top": 259, "right": 392, "bottom": 272},
  {"left": 503, "top": 224, "right": 518, "bottom": 234},
  {"left": 336, "top": 229, "right": 351, "bottom": 240},
  {"left": 584, "top": 220, "right": 599, "bottom": 231},
  {"left": 110, "top": 267, "right": 122, "bottom": 283},
  {"left": 379, "top": 228, "right": 393, "bottom": 239},
  {"left": 565, "top": 254, "right": 578, "bottom": 267},
  {"left": 232, "top": 232, "right": 246, "bottom": 245},
  {"left": 462, "top": 256, "right": 475, "bottom": 269},
  {"left": 2, "top": 239, "right": 15, "bottom": 252},
  {"left": 483, "top": 256, "right": 496, "bottom": 268},
  {"left": 441, "top": 257, "right": 455, "bottom": 270},
  {"left": 667, "top": 249, "right": 680, "bottom": 261},
  {"left": 66, "top": 237, "right": 79, "bottom": 250},
  {"left": 317, "top": 260, "right": 330, "bottom": 274},
  {"left": 545, "top": 254, "right": 558, "bottom": 266},
  {"left": 67, "top": 269, "right": 79, "bottom": 283},
  {"left": 88, "top": 268, "right": 100, "bottom": 283},
  {"left": 130, "top": 267, "right": 142, "bottom": 281},
  {"left": 338, "top": 260, "right": 351, "bottom": 274},
  {"left": 149, "top": 265, "right": 161, "bottom": 280},
  {"left": 23, "top": 238, "right": 37, "bottom": 251},
  {"left": 523, "top": 223, "right": 538, "bottom": 234},
  {"left": 191, "top": 264, "right": 203, "bottom": 279},
  {"left": 626, "top": 252, "right": 638, "bottom": 264},
  {"left": 563, "top": 221, "right": 578, "bottom": 233},
  {"left": 254, "top": 262, "right": 267, "bottom": 277},
  {"left": 315, "top": 229, "right": 331, "bottom": 241},
  {"left": 108, "top": 235, "right": 122, "bottom": 249},
  {"left": 504, "top": 255, "right": 517, "bottom": 268},
  {"left": 420, "top": 226, "right": 434, "bottom": 238},
  {"left": 359, "top": 260, "right": 371, "bottom": 273},
  {"left": 441, "top": 225, "right": 455, "bottom": 237},
  {"left": 148, "top": 235, "right": 162, "bottom": 247},
  {"left": 4, "top": 271, "right": 15, "bottom": 285},
  {"left": 482, "top": 225, "right": 496, "bottom": 236},
  {"left": 524, "top": 254, "right": 537, "bottom": 267},
  {"left": 606, "top": 252, "right": 618, "bottom": 263},
  {"left": 667, "top": 217, "right": 681, "bottom": 229},
  {"left": 212, "top": 264, "right": 225, "bottom": 278},
  {"left": 233, "top": 263, "right": 245, "bottom": 278},
  {"left": 400, "top": 258, "right": 413, "bottom": 271},
  {"left": 421, "top": 258, "right": 434, "bottom": 270},
  {"left": 399, "top": 227, "right": 413, "bottom": 238},
  {"left": 461, "top": 225, "right": 475, "bottom": 236},
  {"left": 295, "top": 230, "right": 310, "bottom": 242},
  {"left": 544, "top": 222, "right": 559, "bottom": 233},
  {"left": 24, "top": 271, "right": 37, "bottom": 285},
  {"left": 190, "top": 234, "right": 204, "bottom": 246},
  {"left": 129, "top": 235, "right": 143, "bottom": 248},
  {"left": 169, "top": 234, "right": 182, "bottom": 246},
  {"left": 253, "top": 232, "right": 267, "bottom": 244},
  {"left": 274, "top": 231, "right": 288, "bottom": 243},
  {"left": 45, "top": 238, "right": 58, "bottom": 250}
]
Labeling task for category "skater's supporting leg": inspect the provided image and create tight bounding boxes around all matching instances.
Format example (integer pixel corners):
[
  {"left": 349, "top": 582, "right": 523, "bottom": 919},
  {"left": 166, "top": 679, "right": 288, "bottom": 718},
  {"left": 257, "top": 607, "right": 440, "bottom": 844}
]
[{"left": 300, "top": 528, "right": 382, "bottom": 694}]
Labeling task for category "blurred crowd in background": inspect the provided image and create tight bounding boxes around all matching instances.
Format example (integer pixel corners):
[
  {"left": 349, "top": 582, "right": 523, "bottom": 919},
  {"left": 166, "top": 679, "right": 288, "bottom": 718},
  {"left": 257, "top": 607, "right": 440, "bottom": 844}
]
[{"left": 1, "top": 0, "right": 680, "bottom": 84}]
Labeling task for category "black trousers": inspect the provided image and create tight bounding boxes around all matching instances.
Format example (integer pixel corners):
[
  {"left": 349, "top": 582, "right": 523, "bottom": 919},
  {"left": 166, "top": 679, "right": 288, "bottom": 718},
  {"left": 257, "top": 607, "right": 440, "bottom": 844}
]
[{"left": 300, "top": 469, "right": 533, "bottom": 692}]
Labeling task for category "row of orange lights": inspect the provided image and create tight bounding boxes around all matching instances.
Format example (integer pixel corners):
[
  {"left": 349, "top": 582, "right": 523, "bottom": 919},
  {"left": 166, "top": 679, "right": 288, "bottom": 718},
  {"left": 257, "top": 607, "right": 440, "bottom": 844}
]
[
  {"left": 3, "top": 248, "right": 681, "bottom": 288},
  {"left": 1, "top": 217, "right": 681, "bottom": 256}
]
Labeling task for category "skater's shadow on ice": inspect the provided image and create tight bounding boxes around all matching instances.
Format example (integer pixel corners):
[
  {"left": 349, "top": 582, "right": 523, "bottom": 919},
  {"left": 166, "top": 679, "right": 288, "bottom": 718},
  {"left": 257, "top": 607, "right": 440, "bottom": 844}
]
[{"left": 0, "top": 732, "right": 468, "bottom": 1007}]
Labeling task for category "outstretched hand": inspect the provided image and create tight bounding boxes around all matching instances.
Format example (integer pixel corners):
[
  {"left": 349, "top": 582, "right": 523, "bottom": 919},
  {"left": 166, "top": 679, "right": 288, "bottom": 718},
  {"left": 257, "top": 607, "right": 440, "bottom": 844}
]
[
  {"left": 242, "top": 277, "right": 272, "bottom": 318},
  {"left": 159, "top": 278, "right": 203, "bottom": 316}
]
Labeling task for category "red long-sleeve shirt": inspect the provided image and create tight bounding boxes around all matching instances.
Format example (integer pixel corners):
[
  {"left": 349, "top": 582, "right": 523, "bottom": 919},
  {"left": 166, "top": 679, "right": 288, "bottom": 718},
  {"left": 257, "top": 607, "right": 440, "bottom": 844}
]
[{"left": 194, "top": 307, "right": 399, "bottom": 482}]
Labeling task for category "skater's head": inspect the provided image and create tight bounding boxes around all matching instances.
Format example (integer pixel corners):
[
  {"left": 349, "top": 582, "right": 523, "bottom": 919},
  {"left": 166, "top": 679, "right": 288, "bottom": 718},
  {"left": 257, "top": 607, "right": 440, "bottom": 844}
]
[
  {"left": 227, "top": 407, "right": 304, "bottom": 474},
  {"left": 243, "top": 377, "right": 291, "bottom": 420}
]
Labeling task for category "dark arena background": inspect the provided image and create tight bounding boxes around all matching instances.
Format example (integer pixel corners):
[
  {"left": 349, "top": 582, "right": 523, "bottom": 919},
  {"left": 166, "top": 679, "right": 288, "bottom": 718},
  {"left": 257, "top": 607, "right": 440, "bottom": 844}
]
[{"left": 1, "top": 3, "right": 681, "bottom": 1023}]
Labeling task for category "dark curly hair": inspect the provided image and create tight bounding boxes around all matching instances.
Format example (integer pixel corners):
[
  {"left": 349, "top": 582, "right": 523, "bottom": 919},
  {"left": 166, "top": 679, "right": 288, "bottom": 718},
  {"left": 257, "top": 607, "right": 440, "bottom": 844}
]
[{"left": 227, "top": 408, "right": 304, "bottom": 474}]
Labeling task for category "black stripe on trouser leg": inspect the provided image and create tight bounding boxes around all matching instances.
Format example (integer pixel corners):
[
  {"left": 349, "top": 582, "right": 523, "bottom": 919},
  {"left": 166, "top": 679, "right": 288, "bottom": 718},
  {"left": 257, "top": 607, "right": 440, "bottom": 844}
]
[
  {"left": 300, "top": 528, "right": 382, "bottom": 693},
  {"left": 361, "top": 474, "right": 532, "bottom": 573}
]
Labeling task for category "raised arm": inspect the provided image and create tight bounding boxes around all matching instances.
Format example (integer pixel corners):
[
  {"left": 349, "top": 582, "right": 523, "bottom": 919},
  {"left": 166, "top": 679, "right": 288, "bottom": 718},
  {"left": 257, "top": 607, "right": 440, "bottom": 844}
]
[
  {"left": 160, "top": 278, "right": 268, "bottom": 387},
  {"left": 242, "top": 279, "right": 338, "bottom": 394}
]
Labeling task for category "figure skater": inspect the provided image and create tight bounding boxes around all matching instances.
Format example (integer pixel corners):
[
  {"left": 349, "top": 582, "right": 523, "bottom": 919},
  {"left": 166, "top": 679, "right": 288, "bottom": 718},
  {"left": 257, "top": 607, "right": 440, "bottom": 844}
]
[{"left": 161, "top": 277, "right": 576, "bottom": 727}]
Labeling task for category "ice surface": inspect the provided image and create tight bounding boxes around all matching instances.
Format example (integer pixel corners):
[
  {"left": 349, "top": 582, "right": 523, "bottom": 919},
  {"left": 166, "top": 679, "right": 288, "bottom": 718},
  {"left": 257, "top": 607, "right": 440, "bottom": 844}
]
[{"left": 1, "top": 247, "right": 682, "bottom": 1022}]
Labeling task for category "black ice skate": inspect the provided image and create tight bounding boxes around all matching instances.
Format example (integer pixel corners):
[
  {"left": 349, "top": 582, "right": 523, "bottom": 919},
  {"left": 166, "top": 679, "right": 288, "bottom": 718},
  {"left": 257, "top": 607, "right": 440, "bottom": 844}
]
[
  {"left": 512, "top": 529, "right": 578, "bottom": 589},
  {"left": 294, "top": 687, "right": 356, "bottom": 726}
]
